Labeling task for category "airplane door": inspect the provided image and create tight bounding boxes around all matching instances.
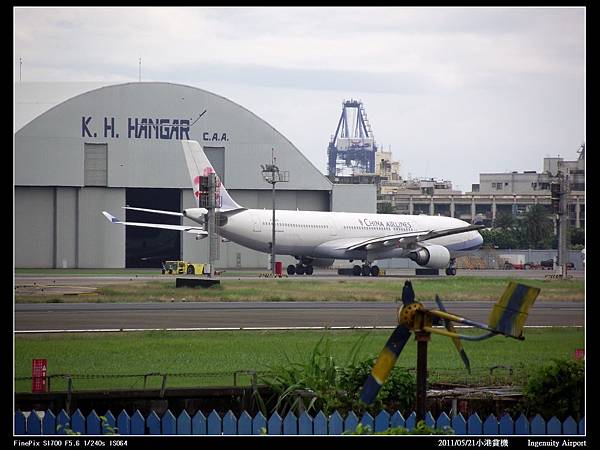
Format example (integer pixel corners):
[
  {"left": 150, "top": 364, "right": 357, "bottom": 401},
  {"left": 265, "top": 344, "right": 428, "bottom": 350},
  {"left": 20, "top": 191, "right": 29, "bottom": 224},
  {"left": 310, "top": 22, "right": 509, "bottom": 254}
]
[{"left": 252, "top": 214, "right": 261, "bottom": 232}]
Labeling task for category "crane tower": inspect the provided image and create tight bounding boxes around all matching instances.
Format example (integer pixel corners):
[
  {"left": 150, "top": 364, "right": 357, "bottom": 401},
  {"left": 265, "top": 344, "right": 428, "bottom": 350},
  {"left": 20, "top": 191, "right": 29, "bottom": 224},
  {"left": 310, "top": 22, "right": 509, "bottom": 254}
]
[{"left": 327, "top": 99, "right": 377, "bottom": 177}]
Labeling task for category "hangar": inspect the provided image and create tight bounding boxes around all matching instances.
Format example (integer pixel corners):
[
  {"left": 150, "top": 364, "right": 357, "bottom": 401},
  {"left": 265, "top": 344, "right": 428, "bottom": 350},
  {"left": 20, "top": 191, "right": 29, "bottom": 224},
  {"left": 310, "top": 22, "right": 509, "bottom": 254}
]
[{"left": 14, "top": 82, "right": 375, "bottom": 268}]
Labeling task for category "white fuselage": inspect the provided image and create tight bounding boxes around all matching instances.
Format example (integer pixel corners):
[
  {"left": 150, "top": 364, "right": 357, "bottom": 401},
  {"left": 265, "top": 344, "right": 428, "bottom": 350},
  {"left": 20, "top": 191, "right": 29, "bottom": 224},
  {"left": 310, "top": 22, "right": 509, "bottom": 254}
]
[{"left": 208, "top": 209, "right": 483, "bottom": 262}]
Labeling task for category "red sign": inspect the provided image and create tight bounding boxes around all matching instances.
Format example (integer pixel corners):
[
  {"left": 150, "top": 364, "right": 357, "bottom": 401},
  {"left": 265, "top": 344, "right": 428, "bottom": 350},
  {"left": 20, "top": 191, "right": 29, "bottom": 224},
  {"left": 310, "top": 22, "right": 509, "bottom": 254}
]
[
  {"left": 574, "top": 349, "right": 585, "bottom": 360},
  {"left": 32, "top": 359, "right": 48, "bottom": 393}
]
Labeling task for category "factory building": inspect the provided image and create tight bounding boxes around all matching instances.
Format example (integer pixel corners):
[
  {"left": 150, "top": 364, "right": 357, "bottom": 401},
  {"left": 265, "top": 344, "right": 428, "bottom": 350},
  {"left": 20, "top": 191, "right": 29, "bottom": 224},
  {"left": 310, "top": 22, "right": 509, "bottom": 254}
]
[
  {"left": 377, "top": 151, "right": 585, "bottom": 229},
  {"left": 14, "top": 82, "right": 375, "bottom": 269}
]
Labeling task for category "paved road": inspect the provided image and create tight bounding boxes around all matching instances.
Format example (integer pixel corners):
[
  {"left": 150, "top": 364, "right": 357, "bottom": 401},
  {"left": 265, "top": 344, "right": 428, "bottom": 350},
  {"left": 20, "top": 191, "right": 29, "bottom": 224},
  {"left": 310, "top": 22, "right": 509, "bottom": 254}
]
[{"left": 15, "top": 300, "right": 584, "bottom": 331}]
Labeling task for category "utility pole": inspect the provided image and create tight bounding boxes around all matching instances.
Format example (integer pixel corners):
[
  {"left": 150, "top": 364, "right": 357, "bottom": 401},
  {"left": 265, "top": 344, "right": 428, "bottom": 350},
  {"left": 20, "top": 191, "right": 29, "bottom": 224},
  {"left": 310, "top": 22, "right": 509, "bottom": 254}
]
[
  {"left": 551, "top": 171, "right": 570, "bottom": 277},
  {"left": 199, "top": 172, "right": 221, "bottom": 278},
  {"left": 558, "top": 172, "right": 570, "bottom": 276},
  {"left": 261, "top": 149, "right": 289, "bottom": 275},
  {"left": 139, "top": 57, "right": 141, "bottom": 82},
  {"left": 19, "top": 58, "right": 22, "bottom": 83}
]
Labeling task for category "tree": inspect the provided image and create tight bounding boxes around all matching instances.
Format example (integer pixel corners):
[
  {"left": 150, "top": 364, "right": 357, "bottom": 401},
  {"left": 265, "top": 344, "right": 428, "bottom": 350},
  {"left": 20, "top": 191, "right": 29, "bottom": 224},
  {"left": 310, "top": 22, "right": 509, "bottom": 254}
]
[
  {"left": 519, "top": 204, "right": 553, "bottom": 249},
  {"left": 377, "top": 203, "right": 395, "bottom": 214},
  {"left": 493, "top": 212, "right": 517, "bottom": 230},
  {"left": 570, "top": 227, "right": 585, "bottom": 248},
  {"left": 480, "top": 228, "right": 520, "bottom": 249}
]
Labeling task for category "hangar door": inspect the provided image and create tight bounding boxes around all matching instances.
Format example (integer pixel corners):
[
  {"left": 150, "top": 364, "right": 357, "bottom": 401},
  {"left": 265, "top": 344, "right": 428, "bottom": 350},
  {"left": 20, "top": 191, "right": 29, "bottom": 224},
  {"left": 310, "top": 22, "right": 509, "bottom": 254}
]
[
  {"left": 204, "top": 147, "right": 225, "bottom": 183},
  {"left": 125, "top": 188, "right": 181, "bottom": 268}
]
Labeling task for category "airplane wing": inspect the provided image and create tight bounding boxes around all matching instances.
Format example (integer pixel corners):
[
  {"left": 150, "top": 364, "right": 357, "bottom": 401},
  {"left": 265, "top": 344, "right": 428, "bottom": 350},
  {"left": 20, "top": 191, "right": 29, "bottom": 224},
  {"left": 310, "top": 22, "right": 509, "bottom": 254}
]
[
  {"left": 342, "top": 224, "right": 484, "bottom": 251},
  {"left": 122, "top": 206, "right": 185, "bottom": 217},
  {"left": 102, "top": 211, "right": 207, "bottom": 236}
]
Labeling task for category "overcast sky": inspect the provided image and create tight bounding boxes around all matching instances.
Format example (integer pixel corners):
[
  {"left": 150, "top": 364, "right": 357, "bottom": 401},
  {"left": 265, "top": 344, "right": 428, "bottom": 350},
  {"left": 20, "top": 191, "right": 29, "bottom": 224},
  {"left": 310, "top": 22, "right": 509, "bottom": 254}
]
[{"left": 14, "top": 7, "right": 585, "bottom": 192}]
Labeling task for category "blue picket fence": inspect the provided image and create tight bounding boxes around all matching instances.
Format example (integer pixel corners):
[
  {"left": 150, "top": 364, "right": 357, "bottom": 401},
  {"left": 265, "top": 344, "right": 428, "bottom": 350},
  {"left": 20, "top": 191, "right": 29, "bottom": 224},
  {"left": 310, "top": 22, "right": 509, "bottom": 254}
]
[{"left": 15, "top": 409, "right": 584, "bottom": 436}]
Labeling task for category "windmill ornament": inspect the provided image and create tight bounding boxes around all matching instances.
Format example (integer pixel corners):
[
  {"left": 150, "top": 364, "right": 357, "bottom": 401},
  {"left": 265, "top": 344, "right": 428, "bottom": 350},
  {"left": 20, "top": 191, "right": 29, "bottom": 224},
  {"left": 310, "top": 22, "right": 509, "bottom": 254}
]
[{"left": 360, "top": 280, "right": 540, "bottom": 418}]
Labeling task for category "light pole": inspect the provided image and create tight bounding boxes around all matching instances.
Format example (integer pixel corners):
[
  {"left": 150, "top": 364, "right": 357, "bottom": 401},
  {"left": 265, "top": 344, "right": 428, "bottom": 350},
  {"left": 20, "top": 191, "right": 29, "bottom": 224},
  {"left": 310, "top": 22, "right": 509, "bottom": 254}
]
[
  {"left": 261, "top": 149, "right": 289, "bottom": 275},
  {"left": 557, "top": 172, "right": 570, "bottom": 276}
]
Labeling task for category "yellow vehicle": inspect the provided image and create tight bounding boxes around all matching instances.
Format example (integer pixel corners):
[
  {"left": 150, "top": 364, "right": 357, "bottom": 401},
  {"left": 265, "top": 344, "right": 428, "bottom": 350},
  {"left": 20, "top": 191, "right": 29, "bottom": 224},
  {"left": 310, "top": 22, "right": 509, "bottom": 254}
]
[{"left": 161, "top": 260, "right": 205, "bottom": 275}]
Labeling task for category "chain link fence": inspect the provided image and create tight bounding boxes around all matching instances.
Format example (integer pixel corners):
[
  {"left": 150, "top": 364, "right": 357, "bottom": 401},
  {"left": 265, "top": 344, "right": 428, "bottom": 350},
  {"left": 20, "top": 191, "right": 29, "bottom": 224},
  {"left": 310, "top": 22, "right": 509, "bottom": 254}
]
[
  {"left": 15, "top": 370, "right": 270, "bottom": 393},
  {"left": 16, "top": 365, "right": 529, "bottom": 394}
]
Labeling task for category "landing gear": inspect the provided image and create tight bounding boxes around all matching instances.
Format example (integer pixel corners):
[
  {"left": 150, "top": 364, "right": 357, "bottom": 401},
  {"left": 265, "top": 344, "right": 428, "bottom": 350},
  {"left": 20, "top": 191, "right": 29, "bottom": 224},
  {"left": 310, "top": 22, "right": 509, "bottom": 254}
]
[
  {"left": 445, "top": 258, "right": 457, "bottom": 276},
  {"left": 352, "top": 263, "right": 380, "bottom": 276},
  {"left": 288, "top": 257, "right": 314, "bottom": 276}
]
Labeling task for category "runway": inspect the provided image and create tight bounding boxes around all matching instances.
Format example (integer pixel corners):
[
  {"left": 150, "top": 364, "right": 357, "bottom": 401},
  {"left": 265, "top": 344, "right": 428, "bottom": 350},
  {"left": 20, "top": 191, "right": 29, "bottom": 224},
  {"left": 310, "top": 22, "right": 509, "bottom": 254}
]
[{"left": 15, "top": 300, "right": 584, "bottom": 332}]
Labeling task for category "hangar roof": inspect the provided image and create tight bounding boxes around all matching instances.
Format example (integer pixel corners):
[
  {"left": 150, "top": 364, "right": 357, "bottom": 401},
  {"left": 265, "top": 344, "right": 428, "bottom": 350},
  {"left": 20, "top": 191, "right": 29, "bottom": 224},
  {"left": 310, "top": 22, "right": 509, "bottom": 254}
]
[
  {"left": 15, "top": 82, "right": 111, "bottom": 132},
  {"left": 15, "top": 82, "right": 332, "bottom": 191}
]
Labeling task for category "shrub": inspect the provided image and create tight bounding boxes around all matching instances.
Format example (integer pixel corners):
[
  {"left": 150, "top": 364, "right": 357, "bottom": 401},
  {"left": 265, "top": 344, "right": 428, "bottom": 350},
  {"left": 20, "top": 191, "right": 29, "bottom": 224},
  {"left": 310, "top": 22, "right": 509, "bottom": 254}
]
[
  {"left": 520, "top": 358, "right": 584, "bottom": 421},
  {"left": 338, "top": 358, "right": 415, "bottom": 413},
  {"left": 344, "top": 420, "right": 453, "bottom": 435},
  {"left": 260, "top": 335, "right": 416, "bottom": 416}
]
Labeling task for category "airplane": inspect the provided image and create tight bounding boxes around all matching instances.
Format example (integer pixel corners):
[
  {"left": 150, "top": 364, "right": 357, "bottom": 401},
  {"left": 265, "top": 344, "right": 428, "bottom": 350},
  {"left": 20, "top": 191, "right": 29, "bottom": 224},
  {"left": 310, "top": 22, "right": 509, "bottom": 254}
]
[{"left": 102, "top": 140, "right": 484, "bottom": 276}]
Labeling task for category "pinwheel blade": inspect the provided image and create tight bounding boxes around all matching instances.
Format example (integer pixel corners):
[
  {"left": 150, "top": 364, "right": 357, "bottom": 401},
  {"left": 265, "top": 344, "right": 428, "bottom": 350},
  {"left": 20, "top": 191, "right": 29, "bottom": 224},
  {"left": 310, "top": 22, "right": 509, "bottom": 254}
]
[
  {"left": 435, "top": 295, "right": 471, "bottom": 373},
  {"left": 401, "top": 280, "right": 416, "bottom": 305},
  {"left": 487, "top": 282, "right": 540, "bottom": 339},
  {"left": 359, "top": 325, "right": 412, "bottom": 404}
]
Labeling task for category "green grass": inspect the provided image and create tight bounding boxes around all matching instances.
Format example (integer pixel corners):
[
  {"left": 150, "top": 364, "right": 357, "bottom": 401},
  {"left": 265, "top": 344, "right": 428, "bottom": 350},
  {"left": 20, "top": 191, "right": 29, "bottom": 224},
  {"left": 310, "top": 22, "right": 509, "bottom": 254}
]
[
  {"left": 15, "top": 328, "right": 584, "bottom": 392},
  {"left": 15, "top": 277, "right": 585, "bottom": 303}
]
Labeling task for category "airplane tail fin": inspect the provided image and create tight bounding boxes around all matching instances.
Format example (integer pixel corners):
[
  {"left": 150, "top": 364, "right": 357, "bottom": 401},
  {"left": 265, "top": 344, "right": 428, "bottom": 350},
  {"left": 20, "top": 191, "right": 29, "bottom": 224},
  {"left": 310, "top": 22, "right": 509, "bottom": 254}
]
[{"left": 181, "top": 140, "right": 244, "bottom": 211}]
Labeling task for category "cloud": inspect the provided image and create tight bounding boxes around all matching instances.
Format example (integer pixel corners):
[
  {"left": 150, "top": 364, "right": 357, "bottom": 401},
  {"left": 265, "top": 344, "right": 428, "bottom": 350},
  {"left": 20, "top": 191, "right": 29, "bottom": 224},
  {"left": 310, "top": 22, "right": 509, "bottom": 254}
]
[
  {"left": 15, "top": 7, "right": 583, "bottom": 84},
  {"left": 14, "top": 6, "right": 585, "bottom": 190}
]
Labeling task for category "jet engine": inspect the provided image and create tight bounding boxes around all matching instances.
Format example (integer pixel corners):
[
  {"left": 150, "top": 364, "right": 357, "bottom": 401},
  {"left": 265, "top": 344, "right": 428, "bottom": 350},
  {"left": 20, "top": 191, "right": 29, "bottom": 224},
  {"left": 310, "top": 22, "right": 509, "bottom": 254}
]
[
  {"left": 183, "top": 208, "right": 207, "bottom": 222},
  {"left": 409, "top": 245, "right": 450, "bottom": 269}
]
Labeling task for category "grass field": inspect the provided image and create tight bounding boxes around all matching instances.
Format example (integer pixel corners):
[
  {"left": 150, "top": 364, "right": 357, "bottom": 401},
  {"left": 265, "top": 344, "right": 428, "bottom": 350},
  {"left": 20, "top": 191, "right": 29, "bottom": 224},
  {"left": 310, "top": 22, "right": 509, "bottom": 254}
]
[
  {"left": 15, "top": 277, "right": 585, "bottom": 303},
  {"left": 15, "top": 327, "right": 584, "bottom": 392}
]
